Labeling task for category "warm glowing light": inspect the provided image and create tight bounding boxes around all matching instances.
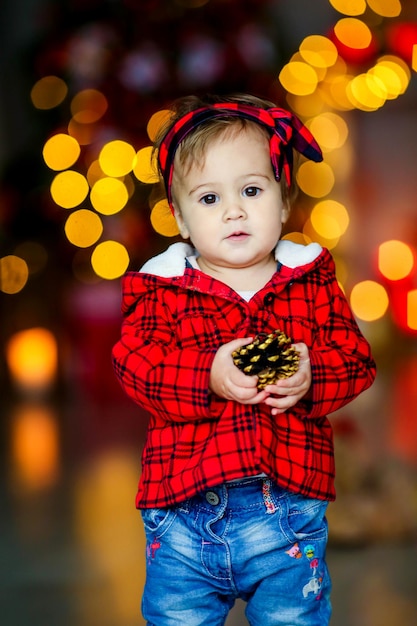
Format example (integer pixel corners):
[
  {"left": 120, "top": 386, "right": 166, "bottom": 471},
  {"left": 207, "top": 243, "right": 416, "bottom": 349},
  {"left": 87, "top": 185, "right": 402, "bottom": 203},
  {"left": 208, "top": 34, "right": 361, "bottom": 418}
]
[
  {"left": 303, "top": 219, "right": 340, "bottom": 250},
  {"left": 350, "top": 280, "right": 389, "bottom": 321},
  {"left": 90, "top": 178, "right": 129, "bottom": 215},
  {"left": 64, "top": 209, "right": 104, "bottom": 248},
  {"left": 286, "top": 92, "right": 326, "bottom": 118},
  {"left": 0, "top": 255, "right": 29, "bottom": 294},
  {"left": 282, "top": 232, "right": 312, "bottom": 245},
  {"left": 99, "top": 140, "right": 136, "bottom": 177},
  {"left": 378, "top": 240, "right": 414, "bottom": 280},
  {"left": 43, "top": 133, "right": 81, "bottom": 171},
  {"left": 87, "top": 160, "right": 106, "bottom": 187},
  {"left": 71, "top": 89, "right": 108, "bottom": 123},
  {"left": 413, "top": 45, "right": 417, "bottom": 72},
  {"left": 150, "top": 199, "right": 180, "bottom": 236},
  {"left": 68, "top": 118, "right": 96, "bottom": 145},
  {"left": 367, "top": 0, "right": 402, "bottom": 18},
  {"left": 307, "top": 112, "right": 349, "bottom": 151},
  {"left": 334, "top": 18, "right": 372, "bottom": 49},
  {"left": 147, "top": 109, "right": 173, "bottom": 141},
  {"left": 279, "top": 61, "right": 319, "bottom": 96},
  {"left": 327, "top": 74, "right": 355, "bottom": 110},
  {"left": 133, "top": 146, "right": 160, "bottom": 183},
  {"left": 91, "top": 241, "right": 130, "bottom": 279},
  {"left": 6, "top": 327, "right": 58, "bottom": 391},
  {"left": 329, "top": 0, "right": 366, "bottom": 15},
  {"left": 299, "top": 36, "right": 338, "bottom": 68},
  {"left": 30, "top": 76, "right": 68, "bottom": 110},
  {"left": 372, "top": 56, "right": 410, "bottom": 98},
  {"left": 296, "top": 161, "right": 335, "bottom": 198},
  {"left": 50, "top": 170, "right": 89, "bottom": 208},
  {"left": 407, "top": 290, "right": 417, "bottom": 330},
  {"left": 310, "top": 200, "right": 350, "bottom": 239},
  {"left": 347, "top": 73, "right": 387, "bottom": 111},
  {"left": 11, "top": 404, "right": 60, "bottom": 489}
]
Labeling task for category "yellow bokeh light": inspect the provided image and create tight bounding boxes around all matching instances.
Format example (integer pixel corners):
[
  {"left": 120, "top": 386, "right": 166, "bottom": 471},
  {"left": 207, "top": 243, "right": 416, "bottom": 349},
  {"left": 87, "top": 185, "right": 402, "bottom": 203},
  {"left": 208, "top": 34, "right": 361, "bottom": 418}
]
[
  {"left": 30, "top": 75, "right": 68, "bottom": 110},
  {"left": 11, "top": 404, "right": 60, "bottom": 490},
  {"left": 50, "top": 170, "right": 89, "bottom": 209},
  {"left": 150, "top": 199, "right": 180, "bottom": 237},
  {"left": 329, "top": 0, "right": 366, "bottom": 15},
  {"left": 413, "top": 45, "right": 417, "bottom": 72},
  {"left": 279, "top": 61, "right": 319, "bottom": 96},
  {"left": 6, "top": 327, "right": 58, "bottom": 391},
  {"left": 0, "top": 255, "right": 29, "bottom": 294},
  {"left": 71, "top": 89, "right": 108, "bottom": 123},
  {"left": 147, "top": 109, "right": 173, "bottom": 142},
  {"left": 326, "top": 74, "right": 356, "bottom": 111},
  {"left": 350, "top": 280, "right": 389, "bottom": 321},
  {"left": 64, "top": 209, "right": 103, "bottom": 248},
  {"left": 299, "top": 35, "right": 338, "bottom": 68},
  {"left": 407, "top": 290, "right": 417, "bottom": 330},
  {"left": 366, "top": 0, "right": 402, "bottom": 18},
  {"left": 91, "top": 241, "right": 130, "bottom": 280},
  {"left": 87, "top": 160, "right": 106, "bottom": 187},
  {"left": 296, "top": 161, "right": 335, "bottom": 198},
  {"left": 310, "top": 200, "right": 350, "bottom": 239},
  {"left": 90, "top": 178, "right": 129, "bottom": 215},
  {"left": 282, "top": 232, "right": 312, "bottom": 245},
  {"left": 133, "top": 146, "right": 160, "bottom": 183},
  {"left": 307, "top": 112, "right": 349, "bottom": 151},
  {"left": 373, "top": 56, "right": 410, "bottom": 97},
  {"left": 378, "top": 240, "right": 414, "bottom": 280},
  {"left": 334, "top": 18, "right": 372, "bottom": 49},
  {"left": 43, "top": 133, "right": 81, "bottom": 171},
  {"left": 347, "top": 73, "right": 387, "bottom": 111},
  {"left": 99, "top": 140, "right": 136, "bottom": 177},
  {"left": 303, "top": 218, "right": 340, "bottom": 250},
  {"left": 286, "top": 92, "right": 326, "bottom": 118}
]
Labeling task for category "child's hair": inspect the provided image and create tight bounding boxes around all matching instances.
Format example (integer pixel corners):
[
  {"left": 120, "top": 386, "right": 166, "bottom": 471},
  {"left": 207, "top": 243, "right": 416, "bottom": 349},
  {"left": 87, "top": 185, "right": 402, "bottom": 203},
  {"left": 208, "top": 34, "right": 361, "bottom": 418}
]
[{"left": 153, "top": 93, "right": 323, "bottom": 216}]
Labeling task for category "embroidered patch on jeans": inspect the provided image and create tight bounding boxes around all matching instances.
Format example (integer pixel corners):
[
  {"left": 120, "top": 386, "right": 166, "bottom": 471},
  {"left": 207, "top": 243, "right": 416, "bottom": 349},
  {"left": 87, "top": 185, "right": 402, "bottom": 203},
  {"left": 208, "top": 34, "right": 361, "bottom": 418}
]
[
  {"left": 262, "top": 479, "right": 276, "bottom": 514},
  {"left": 147, "top": 539, "right": 161, "bottom": 563}
]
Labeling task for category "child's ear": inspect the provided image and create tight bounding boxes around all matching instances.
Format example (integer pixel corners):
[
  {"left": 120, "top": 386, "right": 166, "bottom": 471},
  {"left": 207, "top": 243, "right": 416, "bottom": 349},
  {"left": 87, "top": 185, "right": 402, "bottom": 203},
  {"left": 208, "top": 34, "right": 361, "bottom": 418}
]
[
  {"left": 281, "top": 201, "right": 291, "bottom": 225},
  {"left": 173, "top": 205, "right": 190, "bottom": 239}
]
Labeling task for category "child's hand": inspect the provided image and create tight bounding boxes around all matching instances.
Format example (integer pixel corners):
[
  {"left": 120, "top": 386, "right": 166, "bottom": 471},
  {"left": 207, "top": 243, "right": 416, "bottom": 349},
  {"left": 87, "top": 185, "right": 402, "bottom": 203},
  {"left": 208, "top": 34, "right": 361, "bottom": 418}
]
[
  {"left": 210, "top": 338, "right": 268, "bottom": 404},
  {"left": 262, "top": 343, "right": 311, "bottom": 415}
]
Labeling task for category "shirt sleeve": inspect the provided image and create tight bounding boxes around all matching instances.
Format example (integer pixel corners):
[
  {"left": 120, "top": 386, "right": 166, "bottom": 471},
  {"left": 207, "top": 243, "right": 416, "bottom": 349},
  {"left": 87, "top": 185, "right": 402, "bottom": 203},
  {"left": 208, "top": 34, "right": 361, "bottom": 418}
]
[
  {"left": 292, "top": 274, "right": 376, "bottom": 420},
  {"left": 112, "top": 287, "right": 226, "bottom": 423}
]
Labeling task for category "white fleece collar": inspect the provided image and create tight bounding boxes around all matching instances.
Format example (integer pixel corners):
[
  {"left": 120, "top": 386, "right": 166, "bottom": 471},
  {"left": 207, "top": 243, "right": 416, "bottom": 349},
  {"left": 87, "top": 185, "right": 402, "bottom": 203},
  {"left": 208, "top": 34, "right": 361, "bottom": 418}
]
[{"left": 140, "top": 240, "right": 322, "bottom": 278}]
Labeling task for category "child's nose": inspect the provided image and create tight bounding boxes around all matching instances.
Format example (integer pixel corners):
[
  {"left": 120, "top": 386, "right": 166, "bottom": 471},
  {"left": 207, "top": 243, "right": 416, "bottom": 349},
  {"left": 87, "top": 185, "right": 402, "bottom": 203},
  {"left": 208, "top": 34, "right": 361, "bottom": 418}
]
[{"left": 223, "top": 197, "right": 246, "bottom": 219}]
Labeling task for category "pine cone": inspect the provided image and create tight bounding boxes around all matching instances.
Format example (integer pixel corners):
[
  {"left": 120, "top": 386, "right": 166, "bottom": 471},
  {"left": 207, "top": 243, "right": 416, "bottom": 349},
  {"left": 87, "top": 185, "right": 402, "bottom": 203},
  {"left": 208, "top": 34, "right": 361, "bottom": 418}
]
[{"left": 232, "top": 330, "right": 300, "bottom": 390}]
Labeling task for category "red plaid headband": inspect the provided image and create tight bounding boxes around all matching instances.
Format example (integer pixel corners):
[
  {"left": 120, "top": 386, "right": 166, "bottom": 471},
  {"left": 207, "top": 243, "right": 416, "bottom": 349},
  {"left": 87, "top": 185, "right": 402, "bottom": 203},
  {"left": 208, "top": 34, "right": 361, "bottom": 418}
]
[{"left": 157, "top": 102, "right": 323, "bottom": 212}]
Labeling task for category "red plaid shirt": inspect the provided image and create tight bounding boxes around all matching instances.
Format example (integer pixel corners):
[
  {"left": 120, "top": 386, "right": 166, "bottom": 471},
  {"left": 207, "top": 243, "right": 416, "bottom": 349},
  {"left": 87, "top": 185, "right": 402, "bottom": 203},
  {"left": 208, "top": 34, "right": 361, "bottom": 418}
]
[{"left": 112, "top": 241, "right": 376, "bottom": 508}]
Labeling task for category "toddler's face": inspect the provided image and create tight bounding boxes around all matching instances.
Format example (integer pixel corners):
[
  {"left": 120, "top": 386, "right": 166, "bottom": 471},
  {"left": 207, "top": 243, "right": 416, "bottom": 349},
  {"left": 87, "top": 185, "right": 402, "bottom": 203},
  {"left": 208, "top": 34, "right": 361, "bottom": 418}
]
[{"left": 171, "top": 125, "right": 289, "bottom": 283}]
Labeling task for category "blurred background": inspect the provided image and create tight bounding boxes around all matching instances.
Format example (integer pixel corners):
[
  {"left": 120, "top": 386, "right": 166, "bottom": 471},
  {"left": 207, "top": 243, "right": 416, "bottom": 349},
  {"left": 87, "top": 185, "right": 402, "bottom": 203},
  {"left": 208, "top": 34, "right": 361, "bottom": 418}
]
[{"left": 1, "top": 0, "right": 417, "bottom": 624}]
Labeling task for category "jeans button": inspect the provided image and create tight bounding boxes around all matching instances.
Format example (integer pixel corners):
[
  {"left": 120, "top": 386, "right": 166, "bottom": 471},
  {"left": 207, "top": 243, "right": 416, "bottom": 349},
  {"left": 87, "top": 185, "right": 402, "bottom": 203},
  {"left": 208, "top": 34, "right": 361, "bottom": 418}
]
[{"left": 205, "top": 491, "right": 220, "bottom": 505}]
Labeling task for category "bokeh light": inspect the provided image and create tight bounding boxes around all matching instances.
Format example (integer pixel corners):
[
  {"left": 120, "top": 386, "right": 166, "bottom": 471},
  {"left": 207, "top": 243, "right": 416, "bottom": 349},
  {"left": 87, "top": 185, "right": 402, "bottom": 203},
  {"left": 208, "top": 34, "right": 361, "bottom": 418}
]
[
  {"left": 299, "top": 35, "right": 338, "bottom": 68},
  {"left": 350, "top": 280, "right": 389, "bottom": 321},
  {"left": 133, "top": 146, "right": 160, "bottom": 183},
  {"left": 91, "top": 241, "right": 130, "bottom": 279},
  {"left": 150, "top": 199, "right": 180, "bottom": 237},
  {"left": 0, "top": 255, "right": 29, "bottom": 294},
  {"left": 407, "top": 290, "right": 417, "bottom": 330},
  {"left": 30, "top": 75, "right": 68, "bottom": 110},
  {"left": 279, "top": 61, "right": 319, "bottom": 96},
  {"left": 98, "top": 140, "right": 136, "bottom": 177},
  {"left": 307, "top": 112, "right": 349, "bottom": 151},
  {"left": 367, "top": 0, "right": 402, "bottom": 18},
  {"left": 147, "top": 109, "right": 173, "bottom": 141},
  {"left": 378, "top": 240, "right": 414, "bottom": 280},
  {"left": 70, "top": 89, "right": 108, "bottom": 123},
  {"left": 90, "top": 177, "right": 129, "bottom": 215},
  {"left": 64, "top": 209, "right": 104, "bottom": 248},
  {"left": 50, "top": 170, "right": 89, "bottom": 209},
  {"left": 334, "top": 18, "right": 373, "bottom": 49},
  {"left": 328, "top": 0, "right": 366, "bottom": 15},
  {"left": 13, "top": 242, "right": 48, "bottom": 276},
  {"left": 296, "top": 161, "right": 335, "bottom": 197},
  {"left": 310, "top": 200, "right": 350, "bottom": 239},
  {"left": 43, "top": 133, "right": 81, "bottom": 171},
  {"left": 6, "top": 327, "right": 58, "bottom": 391}
]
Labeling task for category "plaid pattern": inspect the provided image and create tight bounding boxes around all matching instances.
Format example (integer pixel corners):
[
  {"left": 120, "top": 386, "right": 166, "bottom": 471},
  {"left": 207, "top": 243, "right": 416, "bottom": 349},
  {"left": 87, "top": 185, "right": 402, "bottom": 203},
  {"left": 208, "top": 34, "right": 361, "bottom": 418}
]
[
  {"left": 158, "top": 103, "right": 323, "bottom": 211},
  {"left": 112, "top": 246, "right": 376, "bottom": 509}
]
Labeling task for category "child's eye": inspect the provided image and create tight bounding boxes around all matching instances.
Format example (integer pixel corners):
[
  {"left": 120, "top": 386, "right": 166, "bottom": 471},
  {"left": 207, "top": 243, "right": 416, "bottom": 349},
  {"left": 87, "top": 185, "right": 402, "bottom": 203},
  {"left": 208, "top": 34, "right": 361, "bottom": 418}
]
[
  {"left": 200, "top": 193, "right": 218, "bottom": 205},
  {"left": 244, "top": 186, "right": 261, "bottom": 197}
]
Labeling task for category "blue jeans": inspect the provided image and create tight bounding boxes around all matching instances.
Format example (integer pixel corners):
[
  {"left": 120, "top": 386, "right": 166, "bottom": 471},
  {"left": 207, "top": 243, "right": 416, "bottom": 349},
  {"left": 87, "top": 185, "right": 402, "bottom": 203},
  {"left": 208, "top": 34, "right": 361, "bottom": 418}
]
[{"left": 141, "top": 477, "right": 332, "bottom": 625}]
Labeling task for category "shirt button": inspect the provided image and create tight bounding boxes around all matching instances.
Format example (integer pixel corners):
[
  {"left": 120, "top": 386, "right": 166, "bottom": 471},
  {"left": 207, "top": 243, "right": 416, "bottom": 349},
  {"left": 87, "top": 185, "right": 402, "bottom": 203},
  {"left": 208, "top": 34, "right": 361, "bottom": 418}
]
[
  {"left": 205, "top": 491, "right": 220, "bottom": 505},
  {"left": 264, "top": 292, "right": 275, "bottom": 306}
]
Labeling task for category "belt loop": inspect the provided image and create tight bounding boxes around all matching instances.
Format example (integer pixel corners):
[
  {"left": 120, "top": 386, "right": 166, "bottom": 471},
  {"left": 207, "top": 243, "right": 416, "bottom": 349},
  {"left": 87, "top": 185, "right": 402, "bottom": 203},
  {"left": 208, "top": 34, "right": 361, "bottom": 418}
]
[{"left": 262, "top": 478, "right": 277, "bottom": 514}]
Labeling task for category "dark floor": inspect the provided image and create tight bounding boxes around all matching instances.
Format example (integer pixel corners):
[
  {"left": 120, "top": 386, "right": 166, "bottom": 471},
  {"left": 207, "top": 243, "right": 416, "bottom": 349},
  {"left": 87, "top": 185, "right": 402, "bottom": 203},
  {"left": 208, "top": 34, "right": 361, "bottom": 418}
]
[{"left": 1, "top": 395, "right": 417, "bottom": 626}]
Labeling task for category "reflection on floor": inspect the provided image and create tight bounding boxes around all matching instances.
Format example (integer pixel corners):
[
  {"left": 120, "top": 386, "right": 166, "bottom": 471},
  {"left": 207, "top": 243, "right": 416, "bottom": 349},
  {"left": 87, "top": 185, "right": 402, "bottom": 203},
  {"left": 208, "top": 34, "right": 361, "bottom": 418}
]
[{"left": 1, "top": 394, "right": 417, "bottom": 626}]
